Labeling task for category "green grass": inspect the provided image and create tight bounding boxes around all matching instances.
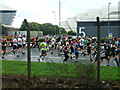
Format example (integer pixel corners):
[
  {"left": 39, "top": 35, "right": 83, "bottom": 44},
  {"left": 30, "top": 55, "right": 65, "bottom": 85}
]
[{"left": 1, "top": 60, "right": 119, "bottom": 80}]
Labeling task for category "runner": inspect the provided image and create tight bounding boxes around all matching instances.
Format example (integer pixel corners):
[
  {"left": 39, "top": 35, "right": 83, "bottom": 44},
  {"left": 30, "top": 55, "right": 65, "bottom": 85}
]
[
  {"left": 70, "top": 40, "right": 79, "bottom": 61},
  {"left": 70, "top": 39, "right": 74, "bottom": 56},
  {"left": 1, "top": 36, "right": 7, "bottom": 58},
  {"left": 46, "top": 38, "right": 50, "bottom": 52},
  {"left": 58, "top": 39, "right": 62, "bottom": 56},
  {"left": 109, "top": 43, "right": 119, "bottom": 66},
  {"left": 10, "top": 36, "right": 14, "bottom": 47},
  {"left": 34, "top": 35, "right": 40, "bottom": 51},
  {"left": 8, "top": 36, "right": 19, "bottom": 57},
  {"left": 84, "top": 39, "right": 92, "bottom": 61},
  {"left": 63, "top": 42, "right": 69, "bottom": 63},
  {"left": 80, "top": 36, "right": 85, "bottom": 55},
  {"left": 38, "top": 39, "right": 47, "bottom": 61},
  {"left": 51, "top": 35, "right": 56, "bottom": 54},
  {"left": 0, "top": 36, "right": 2, "bottom": 57},
  {"left": 18, "top": 35, "right": 25, "bottom": 54},
  {"left": 22, "top": 35, "right": 27, "bottom": 50},
  {"left": 116, "top": 38, "right": 120, "bottom": 64},
  {"left": 31, "top": 36, "right": 35, "bottom": 48},
  {"left": 100, "top": 40, "right": 111, "bottom": 66}
]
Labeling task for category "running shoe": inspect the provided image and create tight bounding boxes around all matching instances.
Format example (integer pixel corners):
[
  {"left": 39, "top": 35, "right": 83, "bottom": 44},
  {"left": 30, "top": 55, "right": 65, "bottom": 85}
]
[
  {"left": 38, "top": 58, "right": 40, "bottom": 62},
  {"left": 2, "top": 56, "right": 4, "bottom": 58},
  {"left": 17, "top": 55, "right": 19, "bottom": 57},
  {"left": 22, "top": 52, "right": 25, "bottom": 54}
]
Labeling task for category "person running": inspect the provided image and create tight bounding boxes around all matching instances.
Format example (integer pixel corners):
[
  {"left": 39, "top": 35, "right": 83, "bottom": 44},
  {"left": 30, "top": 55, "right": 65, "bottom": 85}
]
[
  {"left": 31, "top": 36, "right": 35, "bottom": 48},
  {"left": 57, "top": 34, "right": 61, "bottom": 42},
  {"left": 10, "top": 36, "right": 14, "bottom": 47},
  {"left": 22, "top": 35, "right": 27, "bottom": 50},
  {"left": 84, "top": 39, "right": 92, "bottom": 61},
  {"left": 100, "top": 40, "right": 111, "bottom": 66},
  {"left": 110, "top": 45, "right": 119, "bottom": 66},
  {"left": 80, "top": 36, "right": 85, "bottom": 55},
  {"left": 116, "top": 38, "right": 120, "bottom": 64},
  {"left": 38, "top": 39, "right": 47, "bottom": 61},
  {"left": 70, "top": 39, "right": 74, "bottom": 56},
  {"left": 18, "top": 35, "right": 25, "bottom": 54},
  {"left": 1, "top": 36, "right": 7, "bottom": 58},
  {"left": 63, "top": 42, "right": 69, "bottom": 63},
  {"left": 70, "top": 40, "right": 79, "bottom": 61},
  {"left": 51, "top": 35, "right": 56, "bottom": 54},
  {"left": 8, "top": 36, "right": 19, "bottom": 57},
  {"left": 46, "top": 34, "right": 49, "bottom": 39},
  {"left": 46, "top": 38, "right": 50, "bottom": 52},
  {"left": 92, "top": 46, "right": 98, "bottom": 64},
  {"left": 104, "top": 37, "right": 109, "bottom": 50},
  {"left": 58, "top": 39, "right": 62, "bottom": 56},
  {"left": 34, "top": 35, "right": 40, "bottom": 51},
  {"left": 0, "top": 36, "right": 2, "bottom": 57}
]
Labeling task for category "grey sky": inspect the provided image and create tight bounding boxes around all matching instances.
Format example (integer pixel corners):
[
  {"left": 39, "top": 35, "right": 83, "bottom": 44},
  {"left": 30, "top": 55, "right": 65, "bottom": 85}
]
[{"left": 0, "top": 0, "right": 119, "bottom": 28}]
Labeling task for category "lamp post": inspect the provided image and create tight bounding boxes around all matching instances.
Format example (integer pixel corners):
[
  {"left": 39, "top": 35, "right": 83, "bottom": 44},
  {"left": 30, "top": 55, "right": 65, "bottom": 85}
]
[
  {"left": 108, "top": 3, "right": 111, "bottom": 37},
  {"left": 59, "top": 0, "right": 61, "bottom": 35},
  {"left": 53, "top": 11, "right": 56, "bottom": 36}
]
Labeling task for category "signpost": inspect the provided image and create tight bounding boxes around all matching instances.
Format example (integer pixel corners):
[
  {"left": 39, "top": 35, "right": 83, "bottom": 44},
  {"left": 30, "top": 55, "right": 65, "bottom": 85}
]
[
  {"left": 24, "top": 19, "right": 31, "bottom": 81},
  {"left": 96, "top": 17, "right": 100, "bottom": 84}
]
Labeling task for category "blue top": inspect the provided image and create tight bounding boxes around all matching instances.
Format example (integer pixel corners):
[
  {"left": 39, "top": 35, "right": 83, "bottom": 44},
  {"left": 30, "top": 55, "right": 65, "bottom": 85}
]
[
  {"left": 0, "top": 37, "right": 2, "bottom": 44},
  {"left": 116, "top": 41, "right": 120, "bottom": 47},
  {"left": 74, "top": 43, "right": 78, "bottom": 52}
]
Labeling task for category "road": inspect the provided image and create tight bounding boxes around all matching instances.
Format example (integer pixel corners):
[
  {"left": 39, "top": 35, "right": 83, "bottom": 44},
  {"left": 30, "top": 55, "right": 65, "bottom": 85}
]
[{"left": 0, "top": 47, "right": 119, "bottom": 67}]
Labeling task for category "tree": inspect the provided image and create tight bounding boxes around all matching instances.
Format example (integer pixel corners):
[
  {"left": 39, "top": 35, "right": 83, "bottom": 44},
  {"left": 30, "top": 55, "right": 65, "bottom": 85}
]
[
  {"left": 19, "top": 21, "right": 67, "bottom": 35},
  {"left": 68, "top": 30, "right": 76, "bottom": 35},
  {"left": 19, "top": 20, "right": 27, "bottom": 31},
  {"left": 60, "top": 27, "right": 67, "bottom": 35},
  {"left": 1, "top": 24, "right": 7, "bottom": 36}
]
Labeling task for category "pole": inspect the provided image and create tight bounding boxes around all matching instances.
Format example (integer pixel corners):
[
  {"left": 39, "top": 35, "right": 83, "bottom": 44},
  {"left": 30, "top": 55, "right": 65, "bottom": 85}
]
[
  {"left": 108, "top": 3, "right": 111, "bottom": 38},
  {"left": 53, "top": 11, "right": 56, "bottom": 36},
  {"left": 59, "top": 0, "right": 61, "bottom": 34},
  {"left": 24, "top": 19, "right": 31, "bottom": 81},
  {"left": 96, "top": 17, "right": 100, "bottom": 84}
]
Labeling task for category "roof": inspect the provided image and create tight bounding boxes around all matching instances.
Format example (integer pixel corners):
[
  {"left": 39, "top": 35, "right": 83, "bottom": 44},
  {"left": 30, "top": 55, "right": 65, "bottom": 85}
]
[
  {"left": 0, "top": 4, "right": 16, "bottom": 11},
  {"left": 0, "top": 4, "right": 17, "bottom": 25}
]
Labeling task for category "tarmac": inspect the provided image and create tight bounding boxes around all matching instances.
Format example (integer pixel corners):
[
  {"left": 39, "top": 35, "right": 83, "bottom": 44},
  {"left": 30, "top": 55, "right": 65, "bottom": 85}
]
[{"left": 0, "top": 47, "right": 119, "bottom": 67}]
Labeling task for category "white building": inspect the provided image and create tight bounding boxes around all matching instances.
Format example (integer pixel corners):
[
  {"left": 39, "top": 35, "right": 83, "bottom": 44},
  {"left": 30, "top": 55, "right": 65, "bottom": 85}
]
[
  {"left": 0, "top": 4, "right": 17, "bottom": 25},
  {"left": 61, "top": 6, "right": 119, "bottom": 32}
]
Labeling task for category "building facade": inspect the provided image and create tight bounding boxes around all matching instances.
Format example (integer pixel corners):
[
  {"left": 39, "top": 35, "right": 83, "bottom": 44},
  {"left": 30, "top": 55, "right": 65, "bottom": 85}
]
[
  {"left": 61, "top": 5, "right": 119, "bottom": 38},
  {"left": 0, "top": 4, "right": 16, "bottom": 25},
  {"left": 77, "top": 20, "right": 120, "bottom": 38}
]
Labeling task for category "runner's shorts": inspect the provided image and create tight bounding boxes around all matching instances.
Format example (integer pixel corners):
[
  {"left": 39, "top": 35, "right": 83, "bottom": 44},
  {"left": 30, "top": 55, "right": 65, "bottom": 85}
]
[
  {"left": 3, "top": 50, "right": 6, "bottom": 53},
  {"left": 13, "top": 45, "right": 17, "bottom": 50},
  {"left": 75, "top": 52, "right": 79, "bottom": 56},
  {"left": 42, "top": 50, "right": 46, "bottom": 54},
  {"left": 18, "top": 44, "right": 22, "bottom": 48}
]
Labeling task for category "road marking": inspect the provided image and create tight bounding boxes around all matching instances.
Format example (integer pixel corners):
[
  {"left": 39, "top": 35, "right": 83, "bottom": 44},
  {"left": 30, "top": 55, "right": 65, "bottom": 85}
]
[
  {"left": 72, "top": 58, "right": 86, "bottom": 60},
  {"left": 47, "top": 57, "right": 61, "bottom": 58}
]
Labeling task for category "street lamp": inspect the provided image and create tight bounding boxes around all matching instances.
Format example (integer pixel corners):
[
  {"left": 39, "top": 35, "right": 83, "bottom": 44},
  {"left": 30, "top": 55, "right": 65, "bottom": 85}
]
[
  {"left": 53, "top": 11, "right": 56, "bottom": 36},
  {"left": 59, "top": 0, "right": 61, "bottom": 35},
  {"left": 108, "top": 3, "right": 111, "bottom": 38}
]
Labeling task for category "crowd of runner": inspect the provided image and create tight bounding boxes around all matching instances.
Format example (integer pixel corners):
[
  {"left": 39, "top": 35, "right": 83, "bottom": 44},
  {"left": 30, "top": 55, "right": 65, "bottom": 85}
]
[{"left": 0, "top": 34, "right": 120, "bottom": 66}]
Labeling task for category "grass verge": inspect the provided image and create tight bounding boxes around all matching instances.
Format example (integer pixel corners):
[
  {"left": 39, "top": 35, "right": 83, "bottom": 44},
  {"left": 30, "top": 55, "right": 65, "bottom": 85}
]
[{"left": 2, "top": 60, "right": 120, "bottom": 81}]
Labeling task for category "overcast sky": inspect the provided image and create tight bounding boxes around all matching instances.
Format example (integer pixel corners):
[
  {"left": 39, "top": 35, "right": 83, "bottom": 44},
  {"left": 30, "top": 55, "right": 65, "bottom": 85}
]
[{"left": 0, "top": 0, "right": 119, "bottom": 28}]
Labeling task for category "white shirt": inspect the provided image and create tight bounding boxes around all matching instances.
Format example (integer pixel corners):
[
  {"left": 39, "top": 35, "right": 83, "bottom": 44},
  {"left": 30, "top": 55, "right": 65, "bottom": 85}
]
[
  {"left": 13, "top": 38, "right": 18, "bottom": 46},
  {"left": 18, "top": 38, "right": 22, "bottom": 45},
  {"left": 51, "top": 38, "right": 56, "bottom": 45},
  {"left": 22, "top": 37, "right": 26, "bottom": 44},
  {"left": 80, "top": 39, "right": 84, "bottom": 46}
]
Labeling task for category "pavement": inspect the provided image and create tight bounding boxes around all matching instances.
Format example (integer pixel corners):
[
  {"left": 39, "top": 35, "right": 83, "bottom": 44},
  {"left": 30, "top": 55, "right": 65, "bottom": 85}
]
[{"left": 0, "top": 47, "right": 119, "bottom": 67}]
